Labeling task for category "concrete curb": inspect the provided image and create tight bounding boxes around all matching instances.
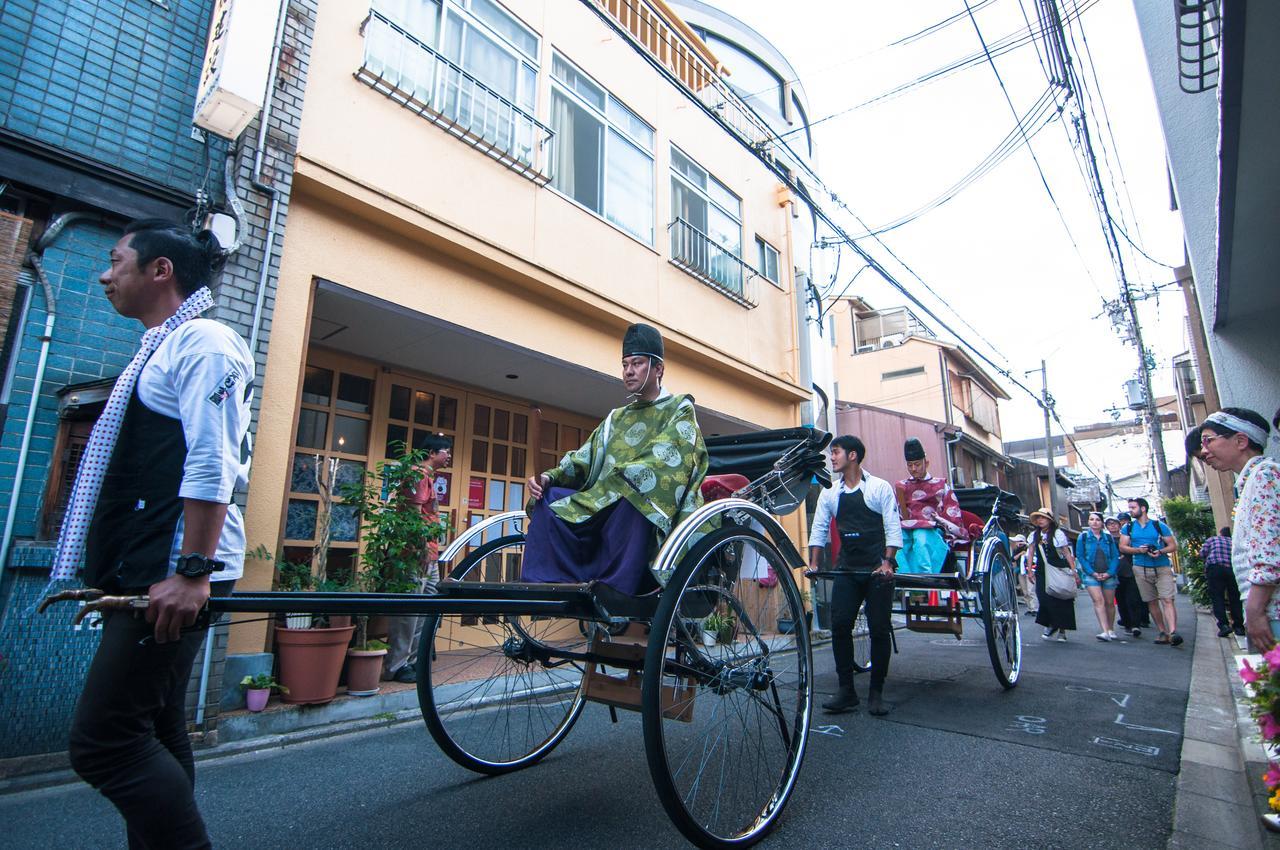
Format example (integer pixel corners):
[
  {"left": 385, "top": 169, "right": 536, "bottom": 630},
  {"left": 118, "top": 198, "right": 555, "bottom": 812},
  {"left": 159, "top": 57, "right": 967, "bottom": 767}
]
[{"left": 1168, "top": 610, "right": 1279, "bottom": 849}]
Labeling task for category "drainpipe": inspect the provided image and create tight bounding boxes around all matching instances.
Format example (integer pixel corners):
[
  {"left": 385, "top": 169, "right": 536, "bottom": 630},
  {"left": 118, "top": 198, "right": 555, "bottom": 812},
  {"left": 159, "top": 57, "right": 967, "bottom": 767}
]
[
  {"left": 196, "top": 0, "right": 289, "bottom": 728},
  {"left": 1, "top": 212, "right": 102, "bottom": 571},
  {"left": 245, "top": 0, "right": 289, "bottom": 359}
]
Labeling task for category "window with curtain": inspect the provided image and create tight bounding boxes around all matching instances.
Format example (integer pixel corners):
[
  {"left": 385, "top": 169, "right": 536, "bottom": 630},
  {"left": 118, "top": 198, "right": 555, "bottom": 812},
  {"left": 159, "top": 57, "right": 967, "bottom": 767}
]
[
  {"left": 366, "top": 0, "right": 539, "bottom": 159},
  {"left": 670, "top": 147, "right": 742, "bottom": 291},
  {"left": 549, "top": 53, "right": 655, "bottom": 244}
]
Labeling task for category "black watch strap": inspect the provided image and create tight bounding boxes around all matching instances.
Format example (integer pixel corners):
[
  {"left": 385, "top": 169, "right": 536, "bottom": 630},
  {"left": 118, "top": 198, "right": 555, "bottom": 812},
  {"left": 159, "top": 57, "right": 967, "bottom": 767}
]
[{"left": 175, "top": 553, "right": 225, "bottom": 578}]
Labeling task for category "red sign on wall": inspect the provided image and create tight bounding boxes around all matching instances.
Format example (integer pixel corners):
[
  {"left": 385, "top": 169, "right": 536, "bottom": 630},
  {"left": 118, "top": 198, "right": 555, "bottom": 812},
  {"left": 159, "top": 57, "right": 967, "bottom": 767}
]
[{"left": 468, "top": 477, "right": 485, "bottom": 510}]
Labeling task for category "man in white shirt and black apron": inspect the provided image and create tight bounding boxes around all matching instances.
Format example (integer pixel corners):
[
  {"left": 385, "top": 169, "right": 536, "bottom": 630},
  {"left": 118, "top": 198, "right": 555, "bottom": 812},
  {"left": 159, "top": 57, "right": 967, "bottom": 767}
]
[
  {"left": 51, "top": 220, "right": 254, "bottom": 849},
  {"left": 808, "top": 435, "right": 903, "bottom": 716}
]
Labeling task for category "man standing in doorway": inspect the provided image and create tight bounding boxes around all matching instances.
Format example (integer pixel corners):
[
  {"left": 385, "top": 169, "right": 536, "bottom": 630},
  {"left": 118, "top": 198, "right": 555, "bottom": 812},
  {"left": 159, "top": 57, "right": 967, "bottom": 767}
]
[
  {"left": 1120, "top": 497, "right": 1181, "bottom": 646},
  {"left": 384, "top": 435, "right": 452, "bottom": 684},
  {"left": 54, "top": 220, "right": 253, "bottom": 849},
  {"left": 808, "top": 435, "right": 902, "bottom": 717}
]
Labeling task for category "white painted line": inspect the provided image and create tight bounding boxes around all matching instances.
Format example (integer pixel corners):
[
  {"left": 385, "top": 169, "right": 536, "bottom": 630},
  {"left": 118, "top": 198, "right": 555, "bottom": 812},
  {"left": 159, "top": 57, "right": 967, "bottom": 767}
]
[{"left": 1092, "top": 736, "right": 1159, "bottom": 756}]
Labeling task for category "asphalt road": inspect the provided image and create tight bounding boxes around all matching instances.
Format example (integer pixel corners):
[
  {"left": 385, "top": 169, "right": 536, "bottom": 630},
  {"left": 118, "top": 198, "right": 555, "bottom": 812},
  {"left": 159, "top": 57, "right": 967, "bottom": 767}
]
[{"left": 3, "top": 593, "right": 1196, "bottom": 849}]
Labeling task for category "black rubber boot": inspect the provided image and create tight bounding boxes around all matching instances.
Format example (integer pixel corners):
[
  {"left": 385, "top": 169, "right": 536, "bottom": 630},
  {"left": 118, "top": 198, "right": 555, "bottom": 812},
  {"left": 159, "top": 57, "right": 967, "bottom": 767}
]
[
  {"left": 822, "top": 684, "right": 859, "bottom": 713},
  {"left": 868, "top": 686, "right": 890, "bottom": 717}
]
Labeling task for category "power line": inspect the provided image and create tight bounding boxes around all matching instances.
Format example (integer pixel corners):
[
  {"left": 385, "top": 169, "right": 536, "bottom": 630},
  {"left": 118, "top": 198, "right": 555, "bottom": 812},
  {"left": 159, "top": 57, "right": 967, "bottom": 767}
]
[
  {"left": 777, "top": 0, "right": 1100, "bottom": 139},
  {"left": 848, "top": 87, "right": 1066, "bottom": 237},
  {"left": 580, "top": 0, "right": 1101, "bottom": 473}
]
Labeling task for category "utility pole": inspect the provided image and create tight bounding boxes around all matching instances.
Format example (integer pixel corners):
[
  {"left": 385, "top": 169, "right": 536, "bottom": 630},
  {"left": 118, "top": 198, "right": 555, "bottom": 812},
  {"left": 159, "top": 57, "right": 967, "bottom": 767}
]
[
  {"left": 1028, "top": 360, "right": 1058, "bottom": 518},
  {"left": 1125, "top": 295, "right": 1173, "bottom": 499}
]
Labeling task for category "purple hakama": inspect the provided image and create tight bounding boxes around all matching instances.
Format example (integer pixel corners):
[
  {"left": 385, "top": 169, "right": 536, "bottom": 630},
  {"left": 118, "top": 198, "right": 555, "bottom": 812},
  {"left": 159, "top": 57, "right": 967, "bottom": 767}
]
[{"left": 521, "top": 487, "right": 655, "bottom": 596}]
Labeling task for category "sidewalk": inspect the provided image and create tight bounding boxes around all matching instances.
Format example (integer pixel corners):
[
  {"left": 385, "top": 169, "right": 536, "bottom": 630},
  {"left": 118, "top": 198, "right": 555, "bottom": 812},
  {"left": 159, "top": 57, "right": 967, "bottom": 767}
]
[
  {"left": 1170, "top": 608, "right": 1280, "bottom": 849},
  {"left": 0, "top": 679, "right": 429, "bottom": 795}
]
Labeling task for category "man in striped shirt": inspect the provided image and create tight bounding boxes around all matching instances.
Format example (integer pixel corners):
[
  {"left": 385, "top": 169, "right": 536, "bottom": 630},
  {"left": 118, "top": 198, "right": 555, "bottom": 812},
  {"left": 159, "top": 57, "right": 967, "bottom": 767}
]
[{"left": 1201, "top": 528, "right": 1244, "bottom": 638}]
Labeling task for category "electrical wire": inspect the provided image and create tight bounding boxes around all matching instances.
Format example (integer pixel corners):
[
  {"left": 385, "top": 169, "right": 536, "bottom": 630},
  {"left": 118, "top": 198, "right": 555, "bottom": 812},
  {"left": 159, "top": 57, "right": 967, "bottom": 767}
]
[
  {"left": 848, "top": 86, "right": 1066, "bottom": 237},
  {"left": 776, "top": 0, "right": 1100, "bottom": 139},
  {"left": 580, "top": 0, "right": 1108, "bottom": 485}
]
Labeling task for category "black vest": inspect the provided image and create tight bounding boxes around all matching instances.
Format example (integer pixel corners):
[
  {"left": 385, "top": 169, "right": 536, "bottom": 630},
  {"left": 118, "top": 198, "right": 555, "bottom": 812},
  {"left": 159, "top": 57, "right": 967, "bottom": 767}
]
[
  {"left": 84, "top": 387, "right": 188, "bottom": 592},
  {"left": 836, "top": 487, "right": 887, "bottom": 571}
]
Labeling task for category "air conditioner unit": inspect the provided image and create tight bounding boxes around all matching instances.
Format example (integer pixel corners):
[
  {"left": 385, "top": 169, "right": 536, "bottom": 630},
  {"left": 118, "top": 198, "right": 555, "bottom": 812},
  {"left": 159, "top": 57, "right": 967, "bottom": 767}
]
[
  {"left": 856, "top": 344, "right": 876, "bottom": 354},
  {"left": 879, "top": 333, "right": 907, "bottom": 349}
]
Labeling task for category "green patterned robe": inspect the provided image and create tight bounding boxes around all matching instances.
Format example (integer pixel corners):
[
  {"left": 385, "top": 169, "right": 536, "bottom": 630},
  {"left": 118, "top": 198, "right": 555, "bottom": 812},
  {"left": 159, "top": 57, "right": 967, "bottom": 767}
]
[{"left": 529, "top": 392, "right": 709, "bottom": 578}]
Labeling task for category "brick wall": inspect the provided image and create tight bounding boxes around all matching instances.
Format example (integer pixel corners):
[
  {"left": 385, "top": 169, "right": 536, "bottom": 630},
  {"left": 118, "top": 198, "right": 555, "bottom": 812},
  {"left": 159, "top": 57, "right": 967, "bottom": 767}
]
[{"left": 0, "top": 0, "right": 227, "bottom": 195}]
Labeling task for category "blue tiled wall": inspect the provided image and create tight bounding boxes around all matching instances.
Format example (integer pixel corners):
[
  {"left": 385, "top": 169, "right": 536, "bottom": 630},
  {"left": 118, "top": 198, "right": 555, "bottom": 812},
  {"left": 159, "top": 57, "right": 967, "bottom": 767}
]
[
  {"left": 0, "top": 555, "right": 102, "bottom": 758},
  {"left": 0, "top": 0, "right": 224, "bottom": 194},
  {"left": 0, "top": 220, "right": 139, "bottom": 538}
]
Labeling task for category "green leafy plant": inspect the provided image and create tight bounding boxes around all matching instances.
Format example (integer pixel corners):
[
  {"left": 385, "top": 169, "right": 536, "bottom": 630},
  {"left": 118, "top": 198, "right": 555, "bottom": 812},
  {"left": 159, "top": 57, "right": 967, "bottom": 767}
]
[
  {"left": 703, "top": 611, "right": 737, "bottom": 643},
  {"left": 240, "top": 673, "right": 288, "bottom": 694},
  {"left": 338, "top": 447, "right": 451, "bottom": 648},
  {"left": 1164, "top": 496, "right": 1214, "bottom": 607}
]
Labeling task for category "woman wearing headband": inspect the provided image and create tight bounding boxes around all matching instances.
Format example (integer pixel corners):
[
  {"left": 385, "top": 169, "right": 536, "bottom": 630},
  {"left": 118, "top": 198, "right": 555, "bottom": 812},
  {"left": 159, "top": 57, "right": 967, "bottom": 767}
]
[{"left": 1196, "top": 408, "right": 1280, "bottom": 651}]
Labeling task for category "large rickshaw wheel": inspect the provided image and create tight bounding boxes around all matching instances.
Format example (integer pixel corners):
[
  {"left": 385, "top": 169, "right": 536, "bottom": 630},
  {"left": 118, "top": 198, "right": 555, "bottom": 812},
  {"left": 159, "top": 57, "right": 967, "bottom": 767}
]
[
  {"left": 418, "top": 533, "right": 587, "bottom": 775},
  {"left": 979, "top": 539, "right": 1022, "bottom": 689},
  {"left": 642, "top": 525, "right": 813, "bottom": 848}
]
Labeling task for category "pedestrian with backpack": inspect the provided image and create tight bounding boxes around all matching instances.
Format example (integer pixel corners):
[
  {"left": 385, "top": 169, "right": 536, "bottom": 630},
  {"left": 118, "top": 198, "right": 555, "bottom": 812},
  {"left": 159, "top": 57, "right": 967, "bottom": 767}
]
[{"left": 1120, "top": 497, "right": 1181, "bottom": 646}]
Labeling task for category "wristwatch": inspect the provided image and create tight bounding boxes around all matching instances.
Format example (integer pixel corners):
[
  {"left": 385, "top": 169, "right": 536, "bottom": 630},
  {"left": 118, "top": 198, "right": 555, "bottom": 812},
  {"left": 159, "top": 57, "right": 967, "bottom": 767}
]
[{"left": 175, "top": 553, "right": 226, "bottom": 579}]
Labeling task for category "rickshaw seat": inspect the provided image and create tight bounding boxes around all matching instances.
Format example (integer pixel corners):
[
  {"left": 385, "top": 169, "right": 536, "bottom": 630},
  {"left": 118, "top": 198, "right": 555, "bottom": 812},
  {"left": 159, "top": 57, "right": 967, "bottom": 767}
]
[{"left": 701, "top": 474, "right": 750, "bottom": 502}]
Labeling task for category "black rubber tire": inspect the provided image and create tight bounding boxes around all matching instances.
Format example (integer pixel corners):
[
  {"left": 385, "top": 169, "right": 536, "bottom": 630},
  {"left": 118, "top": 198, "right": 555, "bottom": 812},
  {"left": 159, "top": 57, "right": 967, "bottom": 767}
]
[
  {"left": 417, "top": 533, "right": 586, "bottom": 775},
  {"left": 642, "top": 524, "right": 813, "bottom": 849},
  {"left": 980, "top": 542, "right": 1022, "bottom": 690}
]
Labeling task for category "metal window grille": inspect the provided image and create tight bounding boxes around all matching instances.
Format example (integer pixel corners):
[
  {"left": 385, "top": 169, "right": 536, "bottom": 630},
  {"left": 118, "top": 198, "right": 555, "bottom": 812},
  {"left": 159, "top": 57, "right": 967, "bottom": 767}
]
[
  {"left": 1175, "top": 1, "right": 1221, "bottom": 94},
  {"left": 356, "top": 11, "right": 555, "bottom": 184},
  {"left": 668, "top": 218, "right": 757, "bottom": 307}
]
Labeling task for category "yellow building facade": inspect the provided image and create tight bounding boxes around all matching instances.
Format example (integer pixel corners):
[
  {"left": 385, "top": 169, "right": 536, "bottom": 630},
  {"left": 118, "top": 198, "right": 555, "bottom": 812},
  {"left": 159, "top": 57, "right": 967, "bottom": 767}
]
[
  {"left": 829, "top": 296, "right": 1012, "bottom": 489},
  {"left": 233, "top": 0, "right": 809, "bottom": 653}
]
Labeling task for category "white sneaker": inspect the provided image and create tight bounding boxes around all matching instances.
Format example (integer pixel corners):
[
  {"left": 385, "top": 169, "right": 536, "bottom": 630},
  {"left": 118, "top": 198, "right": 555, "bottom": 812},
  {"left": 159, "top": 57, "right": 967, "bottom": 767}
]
[
  {"left": 1107, "top": 630, "right": 1117, "bottom": 640},
  {"left": 1096, "top": 632, "right": 1111, "bottom": 642},
  {"left": 1057, "top": 632, "right": 1068, "bottom": 642}
]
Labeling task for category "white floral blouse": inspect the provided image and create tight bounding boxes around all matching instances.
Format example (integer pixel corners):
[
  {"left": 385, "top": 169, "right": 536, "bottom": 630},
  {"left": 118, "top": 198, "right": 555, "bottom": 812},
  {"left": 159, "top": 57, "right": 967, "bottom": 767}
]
[{"left": 1233, "top": 455, "right": 1280, "bottom": 622}]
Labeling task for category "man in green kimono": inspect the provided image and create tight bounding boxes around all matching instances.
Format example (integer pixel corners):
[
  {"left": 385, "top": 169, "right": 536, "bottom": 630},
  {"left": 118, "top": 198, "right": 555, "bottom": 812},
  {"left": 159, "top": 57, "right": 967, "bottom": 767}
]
[{"left": 523, "top": 323, "right": 708, "bottom": 594}]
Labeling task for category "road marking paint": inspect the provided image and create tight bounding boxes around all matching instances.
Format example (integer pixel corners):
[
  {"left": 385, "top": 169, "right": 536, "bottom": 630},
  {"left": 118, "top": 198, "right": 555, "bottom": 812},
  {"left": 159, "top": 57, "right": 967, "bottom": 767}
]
[
  {"left": 1007, "top": 715, "right": 1048, "bottom": 735},
  {"left": 1114, "top": 713, "right": 1176, "bottom": 735},
  {"left": 1065, "top": 684, "right": 1131, "bottom": 707},
  {"left": 814, "top": 725, "right": 845, "bottom": 737},
  {"left": 1092, "top": 736, "right": 1159, "bottom": 756}
]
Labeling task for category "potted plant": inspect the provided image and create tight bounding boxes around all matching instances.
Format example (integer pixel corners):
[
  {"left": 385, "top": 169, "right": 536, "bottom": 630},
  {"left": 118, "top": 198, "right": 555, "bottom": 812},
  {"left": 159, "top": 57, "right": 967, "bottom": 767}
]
[
  {"left": 345, "top": 638, "right": 390, "bottom": 696},
  {"left": 703, "top": 611, "right": 737, "bottom": 645},
  {"left": 279, "top": 558, "right": 315, "bottom": 629},
  {"left": 777, "top": 588, "right": 813, "bottom": 635},
  {"left": 240, "top": 673, "right": 288, "bottom": 712},
  {"left": 338, "top": 446, "right": 451, "bottom": 682}
]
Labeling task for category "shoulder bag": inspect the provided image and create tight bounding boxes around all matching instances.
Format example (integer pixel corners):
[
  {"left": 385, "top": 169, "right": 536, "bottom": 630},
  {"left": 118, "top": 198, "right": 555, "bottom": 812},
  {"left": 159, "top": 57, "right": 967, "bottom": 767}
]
[{"left": 1040, "top": 543, "right": 1078, "bottom": 600}]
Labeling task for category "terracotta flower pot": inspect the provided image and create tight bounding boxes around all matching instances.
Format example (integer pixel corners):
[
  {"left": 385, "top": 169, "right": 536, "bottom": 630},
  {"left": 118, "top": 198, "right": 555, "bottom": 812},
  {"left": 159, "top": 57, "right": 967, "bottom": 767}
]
[
  {"left": 245, "top": 688, "right": 270, "bottom": 712},
  {"left": 275, "top": 625, "right": 355, "bottom": 705},
  {"left": 345, "top": 648, "right": 389, "bottom": 697}
]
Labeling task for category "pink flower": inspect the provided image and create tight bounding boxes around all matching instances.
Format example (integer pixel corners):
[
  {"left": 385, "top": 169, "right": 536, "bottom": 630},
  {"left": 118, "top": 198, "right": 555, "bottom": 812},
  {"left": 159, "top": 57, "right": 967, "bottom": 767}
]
[
  {"left": 1265, "top": 763, "right": 1280, "bottom": 789},
  {"left": 1260, "top": 714, "right": 1280, "bottom": 741},
  {"left": 1266, "top": 646, "right": 1280, "bottom": 669},
  {"left": 1242, "top": 659, "right": 1262, "bottom": 684}
]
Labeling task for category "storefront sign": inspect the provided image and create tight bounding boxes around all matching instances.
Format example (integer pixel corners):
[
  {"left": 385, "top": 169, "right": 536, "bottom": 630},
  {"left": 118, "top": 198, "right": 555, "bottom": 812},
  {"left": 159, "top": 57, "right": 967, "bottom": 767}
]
[
  {"left": 468, "top": 477, "right": 485, "bottom": 510},
  {"left": 193, "top": 0, "right": 284, "bottom": 139}
]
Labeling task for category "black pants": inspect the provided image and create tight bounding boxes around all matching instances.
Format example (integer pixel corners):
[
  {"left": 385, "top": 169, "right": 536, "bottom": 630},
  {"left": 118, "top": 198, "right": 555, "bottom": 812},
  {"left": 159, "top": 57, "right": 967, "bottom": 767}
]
[
  {"left": 1115, "top": 573, "right": 1149, "bottom": 628},
  {"left": 830, "top": 571, "right": 895, "bottom": 689},
  {"left": 1206, "top": 563, "right": 1244, "bottom": 630},
  {"left": 68, "top": 581, "right": 232, "bottom": 850}
]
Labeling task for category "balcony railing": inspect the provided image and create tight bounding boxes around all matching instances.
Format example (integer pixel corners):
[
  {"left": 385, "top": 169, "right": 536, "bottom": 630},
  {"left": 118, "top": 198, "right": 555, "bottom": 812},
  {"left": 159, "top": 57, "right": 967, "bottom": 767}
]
[
  {"left": 668, "top": 218, "right": 757, "bottom": 308},
  {"left": 356, "top": 11, "right": 554, "bottom": 185},
  {"left": 591, "top": 0, "right": 776, "bottom": 151}
]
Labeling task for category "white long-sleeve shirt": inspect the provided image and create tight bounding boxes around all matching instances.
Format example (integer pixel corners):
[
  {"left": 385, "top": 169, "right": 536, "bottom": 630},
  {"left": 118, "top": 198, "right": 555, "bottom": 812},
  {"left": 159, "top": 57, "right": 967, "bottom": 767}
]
[
  {"left": 136, "top": 318, "right": 254, "bottom": 580},
  {"left": 807, "top": 470, "right": 903, "bottom": 552}
]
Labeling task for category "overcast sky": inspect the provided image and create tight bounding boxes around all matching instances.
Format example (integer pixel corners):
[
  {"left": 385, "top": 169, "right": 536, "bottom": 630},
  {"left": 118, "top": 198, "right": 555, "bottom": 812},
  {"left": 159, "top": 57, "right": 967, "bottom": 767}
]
[{"left": 717, "top": 0, "right": 1188, "bottom": 443}]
